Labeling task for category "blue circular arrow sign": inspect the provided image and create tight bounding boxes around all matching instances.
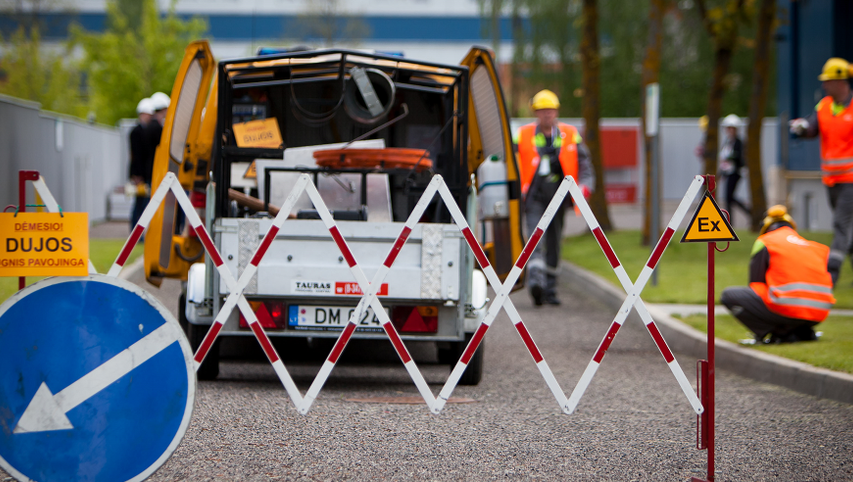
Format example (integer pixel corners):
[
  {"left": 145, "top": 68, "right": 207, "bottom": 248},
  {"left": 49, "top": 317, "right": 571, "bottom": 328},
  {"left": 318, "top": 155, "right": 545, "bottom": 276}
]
[{"left": 0, "top": 275, "right": 195, "bottom": 482}]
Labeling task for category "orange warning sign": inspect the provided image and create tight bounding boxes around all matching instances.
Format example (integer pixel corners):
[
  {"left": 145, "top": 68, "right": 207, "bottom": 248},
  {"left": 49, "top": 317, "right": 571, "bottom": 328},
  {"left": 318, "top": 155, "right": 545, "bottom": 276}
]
[
  {"left": 0, "top": 212, "right": 89, "bottom": 276},
  {"left": 232, "top": 118, "right": 283, "bottom": 149},
  {"left": 243, "top": 161, "right": 257, "bottom": 179},
  {"left": 680, "top": 192, "right": 738, "bottom": 243}
]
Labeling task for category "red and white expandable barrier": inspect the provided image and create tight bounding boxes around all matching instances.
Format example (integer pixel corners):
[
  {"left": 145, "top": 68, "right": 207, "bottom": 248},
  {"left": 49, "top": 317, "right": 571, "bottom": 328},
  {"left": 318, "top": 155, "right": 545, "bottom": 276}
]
[
  {"left": 108, "top": 172, "right": 446, "bottom": 413},
  {"left": 565, "top": 175, "right": 706, "bottom": 415},
  {"left": 294, "top": 175, "right": 447, "bottom": 414},
  {"left": 432, "top": 179, "right": 570, "bottom": 414},
  {"left": 103, "top": 170, "right": 705, "bottom": 416}
]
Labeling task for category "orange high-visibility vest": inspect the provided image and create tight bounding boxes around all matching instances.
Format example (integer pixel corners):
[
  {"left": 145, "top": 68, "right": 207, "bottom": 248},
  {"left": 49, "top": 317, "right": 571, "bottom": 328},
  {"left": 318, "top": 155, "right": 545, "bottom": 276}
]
[
  {"left": 749, "top": 226, "right": 835, "bottom": 322},
  {"left": 516, "top": 123, "right": 579, "bottom": 195},
  {"left": 816, "top": 96, "right": 853, "bottom": 186}
]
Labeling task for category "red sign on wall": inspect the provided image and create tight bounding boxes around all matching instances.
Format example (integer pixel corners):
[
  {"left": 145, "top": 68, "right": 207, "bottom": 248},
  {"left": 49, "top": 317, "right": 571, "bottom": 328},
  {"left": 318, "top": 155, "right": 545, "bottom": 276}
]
[
  {"left": 600, "top": 128, "right": 638, "bottom": 169},
  {"left": 605, "top": 184, "right": 637, "bottom": 204}
]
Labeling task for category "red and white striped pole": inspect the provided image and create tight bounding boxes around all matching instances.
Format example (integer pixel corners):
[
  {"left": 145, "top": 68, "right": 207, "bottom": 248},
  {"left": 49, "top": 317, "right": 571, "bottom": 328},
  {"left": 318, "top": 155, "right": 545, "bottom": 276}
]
[
  {"left": 107, "top": 173, "right": 179, "bottom": 278},
  {"left": 188, "top": 174, "right": 313, "bottom": 405},
  {"left": 432, "top": 177, "right": 572, "bottom": 414},
  {"left": 566, "top": 175, "right": 705, "bottom": 414},
  {"left": 297, "top": 176, "right": 445, "bottom": 414}
]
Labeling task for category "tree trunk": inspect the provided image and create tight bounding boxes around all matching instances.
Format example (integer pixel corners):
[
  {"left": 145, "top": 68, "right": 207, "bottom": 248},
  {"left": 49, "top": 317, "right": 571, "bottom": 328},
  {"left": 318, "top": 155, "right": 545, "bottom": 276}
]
[
  {"left": 640, "top": 0, "right": 665, "bottom": 245},
  {"left": 581, "top": 0, "right": 612, "bottom": 230},
  {"left": 745, "top": 0, "right": 775, "bottom": 231},
  {"left": 697, "top": 0, "right": 744, "bottom": 180},
  {"left": 510, "top": 8, "right": 521, "bottom": 116},
  {"left": 702, "top": 46, "right": 734, "bottom": 178}
]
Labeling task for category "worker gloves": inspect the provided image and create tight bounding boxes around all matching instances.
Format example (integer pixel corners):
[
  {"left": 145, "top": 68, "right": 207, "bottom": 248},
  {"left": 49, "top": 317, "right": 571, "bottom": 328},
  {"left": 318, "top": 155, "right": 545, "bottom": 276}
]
[{"left": 789, "top": 118, "right": 809, "bottom": 136}]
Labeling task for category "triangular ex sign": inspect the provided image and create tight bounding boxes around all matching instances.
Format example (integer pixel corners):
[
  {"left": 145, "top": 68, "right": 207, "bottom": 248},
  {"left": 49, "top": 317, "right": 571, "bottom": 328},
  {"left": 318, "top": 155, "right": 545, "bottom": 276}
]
[{"left": 681, "top": 192, "right": 739, "bottom": 243}]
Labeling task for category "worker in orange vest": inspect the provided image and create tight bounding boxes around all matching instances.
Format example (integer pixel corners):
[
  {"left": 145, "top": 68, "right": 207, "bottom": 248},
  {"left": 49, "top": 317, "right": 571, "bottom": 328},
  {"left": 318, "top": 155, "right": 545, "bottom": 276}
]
[
  {"left": 515, "top": 89, "right": 594, "bottom": 306},
  {"left": 790, "top": 57, "right": 853, "bottom": 286},
  {"left": 721, "top": 205, "right": 835, "bottom": 344}
]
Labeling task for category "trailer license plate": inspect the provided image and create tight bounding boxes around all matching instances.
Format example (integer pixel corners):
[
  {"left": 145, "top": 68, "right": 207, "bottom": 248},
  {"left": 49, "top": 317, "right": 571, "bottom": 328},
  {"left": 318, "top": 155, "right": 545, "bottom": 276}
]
[{"left": 288, "top": 304, "right": 386, "bottom": 332}]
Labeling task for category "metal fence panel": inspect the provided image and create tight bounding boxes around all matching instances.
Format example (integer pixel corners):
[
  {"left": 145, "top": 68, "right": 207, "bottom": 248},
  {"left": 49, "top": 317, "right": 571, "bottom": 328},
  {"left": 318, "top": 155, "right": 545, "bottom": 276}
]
[{"left": 0, "top": 95, "right": 122, "bottom": 224}]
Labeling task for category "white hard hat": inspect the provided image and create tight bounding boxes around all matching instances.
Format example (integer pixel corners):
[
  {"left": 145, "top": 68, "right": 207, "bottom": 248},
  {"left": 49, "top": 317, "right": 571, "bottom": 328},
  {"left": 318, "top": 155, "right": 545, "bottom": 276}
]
[
  {"left": 150, "top": 92, "right": 171, "bottom": 111},
  {"left": 721, "top": 114, "right": 741, "bottom": 128},
  {"left": 136, "top": 98, "right": 154, "bottom": 115}
]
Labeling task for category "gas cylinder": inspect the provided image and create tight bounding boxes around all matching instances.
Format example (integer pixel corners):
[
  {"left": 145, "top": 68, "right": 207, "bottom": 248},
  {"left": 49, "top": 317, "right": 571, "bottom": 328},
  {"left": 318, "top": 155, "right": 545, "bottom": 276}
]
[{"left": 477, "top": 154, "right": 509, "bottom": 219}]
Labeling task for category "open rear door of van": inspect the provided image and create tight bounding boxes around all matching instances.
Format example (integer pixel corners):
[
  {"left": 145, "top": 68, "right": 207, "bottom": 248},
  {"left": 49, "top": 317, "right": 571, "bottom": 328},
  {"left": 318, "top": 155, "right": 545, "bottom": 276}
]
[
  {"left": 144, "top": 40, "right": 216, "bottom": 286},
  {"left": 460, "top": 47, "right": 523, "bottom": 283}
]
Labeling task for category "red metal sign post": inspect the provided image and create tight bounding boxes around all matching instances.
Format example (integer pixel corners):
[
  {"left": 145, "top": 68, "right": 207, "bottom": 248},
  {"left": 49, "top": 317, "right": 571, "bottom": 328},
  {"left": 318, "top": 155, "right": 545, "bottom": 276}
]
[
  {"left": 692, "top": 174, "right": 723, "bottom": 482},
  {"left": 16, "top": 171, "right": 41, "bottom": 290}
]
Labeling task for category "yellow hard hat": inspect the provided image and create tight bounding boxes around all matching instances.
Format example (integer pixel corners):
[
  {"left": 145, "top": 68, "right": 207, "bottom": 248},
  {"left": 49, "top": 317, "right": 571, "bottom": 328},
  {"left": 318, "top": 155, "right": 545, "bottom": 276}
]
[
  {"left": 530, "top": 89, "right": 560, "bottom": 110},
  {"left": 698, "top": 115, "right": 709, "bottom": 132},
  {"left": 818, "top": 57, "right": 852, "bottom": 81},
  {"left": 760, "top": 204, "right": 797, "bottom": 235}
]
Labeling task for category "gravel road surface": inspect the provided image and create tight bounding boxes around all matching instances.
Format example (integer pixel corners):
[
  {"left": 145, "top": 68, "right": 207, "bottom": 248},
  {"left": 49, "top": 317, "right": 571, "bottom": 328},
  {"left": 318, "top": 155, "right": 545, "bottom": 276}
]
[{"left": 4, "top": 269, "right": 852, "bottom": 481}]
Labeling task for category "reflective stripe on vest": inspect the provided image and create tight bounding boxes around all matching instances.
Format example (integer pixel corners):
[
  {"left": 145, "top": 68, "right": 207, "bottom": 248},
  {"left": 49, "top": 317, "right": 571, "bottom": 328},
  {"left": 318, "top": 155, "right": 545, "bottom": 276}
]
[
  {"left": 817, "top": 96, "right": 853, "bottom": 186},
  {"left": 767, "top": 282, "right": 835, "bottom": 311}
]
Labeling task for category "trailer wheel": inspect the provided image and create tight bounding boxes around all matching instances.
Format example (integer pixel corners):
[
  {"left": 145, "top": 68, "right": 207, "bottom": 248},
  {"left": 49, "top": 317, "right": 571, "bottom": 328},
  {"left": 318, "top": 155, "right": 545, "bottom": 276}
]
[
  {"left": 187, "top": 321, "right": 220, "bottom": 381},
  {"left": 440, "top": 334, "right": 483, "bottom": 386},
  {"left": 177, "top": 293, "right": 188, "bottom": 333},
  {"left": 457, "top": 337, "right": 484, "bottom": 386}
]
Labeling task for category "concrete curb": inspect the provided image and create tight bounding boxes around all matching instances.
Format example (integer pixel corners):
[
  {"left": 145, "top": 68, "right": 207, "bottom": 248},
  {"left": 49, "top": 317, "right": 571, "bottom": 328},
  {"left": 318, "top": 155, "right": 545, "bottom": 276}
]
[{"left": 562, "top": 261, "right": 853, "bottom": 405}]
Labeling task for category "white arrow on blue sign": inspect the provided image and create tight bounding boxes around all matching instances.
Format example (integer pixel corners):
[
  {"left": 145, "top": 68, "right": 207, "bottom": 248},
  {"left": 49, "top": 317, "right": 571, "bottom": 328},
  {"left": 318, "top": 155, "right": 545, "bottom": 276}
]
[{"left": 0, "top": 275, "right": 196, "bottom": 482}]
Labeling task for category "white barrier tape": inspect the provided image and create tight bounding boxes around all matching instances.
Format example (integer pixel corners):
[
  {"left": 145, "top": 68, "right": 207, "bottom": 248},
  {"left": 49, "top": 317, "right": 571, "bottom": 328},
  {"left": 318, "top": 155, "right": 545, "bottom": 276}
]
[
  {"left": 30, "top": 176, "right": 98, "bottom": 275},
  {"left": 565, "top": 175, "right": 706, "bottom": 414}
]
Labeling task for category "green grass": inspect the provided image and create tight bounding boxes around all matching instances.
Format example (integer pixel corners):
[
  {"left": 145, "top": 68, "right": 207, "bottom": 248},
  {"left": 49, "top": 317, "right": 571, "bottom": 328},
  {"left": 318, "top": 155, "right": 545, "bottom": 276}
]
[
  {"left": 0, "top": 239, "right": 142, "bottom": 304},
  {"left": 680, "top": 313, "right": 853, "bottom": 374},
  {"left": 563, "top": 229, "right": 853, "bottom": 374},
  {"left": 563, "top": 229, "right": 853, "bottom": 308}
]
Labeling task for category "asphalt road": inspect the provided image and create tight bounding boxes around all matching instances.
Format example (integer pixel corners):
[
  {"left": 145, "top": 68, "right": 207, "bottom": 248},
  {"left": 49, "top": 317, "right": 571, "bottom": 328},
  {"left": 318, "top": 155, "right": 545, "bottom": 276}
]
[{"left": 4, "top": 268, "right": 853, "bottom": 481}]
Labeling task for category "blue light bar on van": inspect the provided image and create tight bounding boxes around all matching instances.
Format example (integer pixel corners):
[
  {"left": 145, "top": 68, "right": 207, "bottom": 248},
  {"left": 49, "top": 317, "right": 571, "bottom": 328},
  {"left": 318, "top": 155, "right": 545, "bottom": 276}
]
[{"left": 255, "top": 47, "right": 404, "bottom": 58}]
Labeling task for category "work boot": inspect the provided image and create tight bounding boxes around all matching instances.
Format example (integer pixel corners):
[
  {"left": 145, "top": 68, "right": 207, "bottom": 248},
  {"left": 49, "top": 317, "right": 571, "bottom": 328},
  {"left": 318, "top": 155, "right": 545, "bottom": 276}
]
[
  {"left": 792, "top": 326, "right": 818, "bottom": 341},
  {"left": 530, "top": 285, "right": 544, "bottom": 306},
  {"left": 544, "top": 293, "right": 561, "bottom": 305}
]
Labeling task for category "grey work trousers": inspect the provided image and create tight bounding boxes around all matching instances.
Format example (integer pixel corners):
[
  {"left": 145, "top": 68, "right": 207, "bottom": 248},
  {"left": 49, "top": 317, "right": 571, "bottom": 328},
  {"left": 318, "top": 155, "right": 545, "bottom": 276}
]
[
  {"left": 827, "top": 182, "right": 853, "bottom": 284},
  {"left": 721, "top": 287, "right": 818, "bottom": 340},
  {"left": 524, "top": 197, "right": 565, "bottom": 297}
]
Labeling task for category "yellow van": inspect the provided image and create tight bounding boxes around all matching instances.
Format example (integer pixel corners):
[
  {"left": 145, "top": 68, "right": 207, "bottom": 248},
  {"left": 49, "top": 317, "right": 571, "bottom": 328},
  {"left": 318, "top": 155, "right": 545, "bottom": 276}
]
[{"left": 144, "top": 40, "right": 523, "bottom": 384}]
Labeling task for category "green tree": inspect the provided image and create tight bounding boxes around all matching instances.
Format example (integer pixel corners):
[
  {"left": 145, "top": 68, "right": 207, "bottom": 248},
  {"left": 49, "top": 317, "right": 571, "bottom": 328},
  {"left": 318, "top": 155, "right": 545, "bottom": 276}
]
[
  {"left": 695, "top": 0, "right": 749, "bottom": 176},
  {"left": 289, "top": 0, "right": 371, "bottom": 47},
  {"left": 72, "top": 0, "right": 207, "bottom": 125},
  {"left": 743, "top": 0, "right": 775, "bottom": 231},
  {"left": 0, "top": 26, "right": 87, "bottom": 117},
  {"left": 581, "top": 0, "right": 612, "bottom": 230}
]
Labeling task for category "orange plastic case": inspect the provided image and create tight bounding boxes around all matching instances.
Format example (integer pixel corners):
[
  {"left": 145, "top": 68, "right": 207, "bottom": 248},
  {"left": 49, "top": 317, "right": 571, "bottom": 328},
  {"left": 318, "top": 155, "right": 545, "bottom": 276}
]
[{"left": 313, "top": 148, "right": 431, "bottom": 171}]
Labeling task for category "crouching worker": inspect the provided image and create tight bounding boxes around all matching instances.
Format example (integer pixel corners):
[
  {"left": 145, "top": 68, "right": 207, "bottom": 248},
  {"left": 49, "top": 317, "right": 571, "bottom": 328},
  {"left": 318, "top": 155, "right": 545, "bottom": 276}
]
[{"left": 721, "top": 205, "right": 835, "bottom": 344}]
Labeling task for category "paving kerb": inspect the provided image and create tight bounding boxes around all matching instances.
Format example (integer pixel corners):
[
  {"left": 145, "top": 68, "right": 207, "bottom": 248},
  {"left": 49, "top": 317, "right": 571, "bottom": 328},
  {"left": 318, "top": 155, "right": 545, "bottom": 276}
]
[{"left": 562, "top": 259, "right": 853, "bottom": 405}]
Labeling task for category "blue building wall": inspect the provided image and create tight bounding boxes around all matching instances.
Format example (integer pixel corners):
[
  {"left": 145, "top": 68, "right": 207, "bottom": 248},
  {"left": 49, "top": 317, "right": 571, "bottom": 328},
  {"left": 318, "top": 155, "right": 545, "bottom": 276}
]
[
  {"left": 0, "top": 12, "right": 517, "bottom": 42},
  {"left": 776, "top": 0, "right": 852, "bottom": 172}
]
